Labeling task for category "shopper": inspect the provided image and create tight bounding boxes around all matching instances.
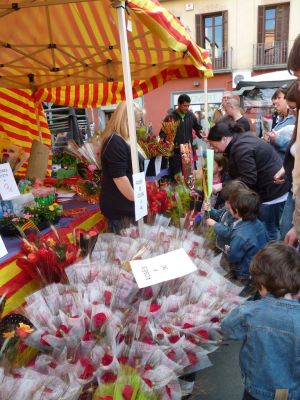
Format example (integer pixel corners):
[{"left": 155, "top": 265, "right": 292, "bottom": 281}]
[
  {"left": 99, "top": 102, "right": 144, "bottom": 234},
  {"left": 223, "top": 189, "right": 268, "bottom": 282},
  {"left": 221, "top": 242, "right": 300, "bottom": 400},
  {"left": 206, "top": 180, "right": 249, "bottom": 254},
  {"left": 212, "top": 91, "right": 233, "bottom": 123},
  {"left": 274, "top": 81, "right": 300, "bottom": 238},
  {"left": 264, "top": 87, "right": 295, "bottom": 159},
  {"left": 223, "top": 98, "right": 251, "bottom": 132},
  {"left": 161, "top": 94, "right": 203, "bottom": 178},
  {"left": 207, "top": 121, "right": 289, "bottom": 240}
]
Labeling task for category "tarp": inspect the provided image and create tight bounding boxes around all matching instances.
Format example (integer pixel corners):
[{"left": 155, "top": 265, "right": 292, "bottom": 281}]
[
  {"left": 236, "top": 70, "right": 296, "bottom": 90},
  {"left": 0, "top": 0, "right": 212, "bottom": 101},
  {"left": 0, "top": 89, "right": 52, "bottom": 176},
  {"left": 0, "top": 0, "right": 213, "bottom": 171}
]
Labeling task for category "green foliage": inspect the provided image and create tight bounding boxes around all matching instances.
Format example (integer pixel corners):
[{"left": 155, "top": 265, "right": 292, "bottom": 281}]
[{"left": 52, "top": 153, "right": 77, "bottom": 167}]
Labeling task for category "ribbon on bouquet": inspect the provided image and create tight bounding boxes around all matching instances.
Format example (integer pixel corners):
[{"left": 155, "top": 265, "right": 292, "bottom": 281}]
[
  {"left": 180, "top": 143, "right": 195, "bottom": 190},
  {"left": 202, "top": 148, "right": 214, "bottom": 204}
]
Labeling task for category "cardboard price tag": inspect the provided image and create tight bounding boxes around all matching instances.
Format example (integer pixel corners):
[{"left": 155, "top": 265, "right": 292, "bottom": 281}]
[
  {"left": 130, "top": 248, "right": 197, "bottom": 288},
  {"left": 132, "top": 172, "right": 148, "bottom": 221},
  {"left": 0, "top": 235, "right": 8, "bottom": 259},
  {"left": 0, "top": 163, "right": 20, "bottom": 200}
]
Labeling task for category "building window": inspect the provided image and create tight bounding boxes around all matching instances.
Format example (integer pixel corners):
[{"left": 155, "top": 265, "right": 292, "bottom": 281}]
[
  {"left": 195, "top": 11, "right": 230, "bottom": 70},
  {"left": 256, "top": 3, "right": 290, "bottom": 66}
]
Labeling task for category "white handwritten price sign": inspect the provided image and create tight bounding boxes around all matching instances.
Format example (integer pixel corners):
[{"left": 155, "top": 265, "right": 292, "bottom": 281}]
[
  {"left": 0, "top": 235, "right": 8, "bottom": 259},
  {"left": 132, "top": 171, "right": 148, "bottom": 221},
  {"left": 130, "top": 248, "right": 197, "bottom": 288},
  {"left": 0, "top": 163, "right": 20, "bottom": 200}
]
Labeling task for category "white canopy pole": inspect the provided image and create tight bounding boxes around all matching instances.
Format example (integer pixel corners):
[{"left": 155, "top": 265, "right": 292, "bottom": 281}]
[
  {"left": 114, "top": 1, "right": 144, "bottom": 232},
  {"left": 203, "top": 76, "right": 209, "bottom": 136}
]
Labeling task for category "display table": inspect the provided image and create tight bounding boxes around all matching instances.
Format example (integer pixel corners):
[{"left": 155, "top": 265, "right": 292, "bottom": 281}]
[{"left": 0, "top": 197, "right": 107, "bottom": 317}]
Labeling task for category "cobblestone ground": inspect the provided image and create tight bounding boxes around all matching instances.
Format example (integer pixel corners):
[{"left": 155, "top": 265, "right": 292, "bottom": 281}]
[{"left": 191, "top": 340, "right": 244, "bottom": 400}]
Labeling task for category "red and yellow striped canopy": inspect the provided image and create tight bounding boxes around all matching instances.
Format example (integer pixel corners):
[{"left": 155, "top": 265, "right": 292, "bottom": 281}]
[
  {"left": 0, "top": 0, "right": 212, "bottom": 95},
  {"left": 0, "top": 0, "right": 213, "bottom": 175}
]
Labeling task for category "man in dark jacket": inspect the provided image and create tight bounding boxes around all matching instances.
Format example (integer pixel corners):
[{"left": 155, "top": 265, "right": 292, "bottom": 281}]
[
  {"left": 208, "top": 122, "right": 289, "bottom": 240},
  {"left": 161, "top": 94, "right": 203, "bottom": 177}
]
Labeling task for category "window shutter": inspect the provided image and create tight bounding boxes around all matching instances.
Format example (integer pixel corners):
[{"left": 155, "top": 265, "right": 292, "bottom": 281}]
[
  {"left": 275, "top": 3, "right": 290, "bottom": 42},
  {"left": 257, "top": 5, "right": 264, "bottom": 44},
  {"left": 195, "top": 14, "right": 203, "bottom": 47},
  {"left": 222, "top": 10, "right": 228, "bottom": 48}
]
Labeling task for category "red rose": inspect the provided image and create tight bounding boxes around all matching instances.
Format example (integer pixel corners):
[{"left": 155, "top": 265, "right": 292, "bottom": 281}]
[
  {"left": 138, "top": 316, "right": 148, "bottom": 327},
  {"left": 161, "top": 326, "right": 172, "bottom": 334},
  {"left": 182, "top": 323, "right": 195, "bottom": 329},
  {"left": 196, "top": 329, "right": 209, "bottom": 340},
  {"left": 93, "top": 312, "right": 107, "bottom": 329},
  {"left": 142, "top": 336, "right": 154, "bottom": 345},
  {"left": 117, "top": 356, "right": 129, "bottom": 365},
  {"left": 104, "top": 290, "right": 112, "bottom": 306},
  {"left": 40, "top": 332, "right": 50, "bottom": 346},
  {"left": 142, "top": 377, "right": 153, "bottom": 388},
  {"left": 210, "top": 317, "right": 220, "bottom": 323},
  {"left": 142, "top": 287, "right": 153, "bottom": 299},
  {"left": 49, "top": 361, "right": 57, "bottom": 369},
  {"left": 166, "top": 385, "right": 172, "bottom": 399},
  {"left": 187, "top": 351, "right": 198, "bottom": 365},
  {"left": 122, "top": 384, "right": 134, "bottom": 400},
  {"left": 144, "top": 364, "right": 153, "bottom": 371},
  {"left": 166, "top": 350, "right": 177, "bottom": 361},
  {"left": 101, "top": 354, "right": 113, "bottom": 366},
  {"left": 101, "top": 371, "right": 117, "bottom": 384},
  {"left": 168, "top": 334, "right": 180, "bottom": 344},
  {"left": 80, "top": 358, "right": 94, "bottom": 379},
  {"left": 82, "top": 332, "right": 95, "bottom": 341},
  {"left": 149, "top": 303, "right": 160, "bottom": 312},
  {"left": 55, "top": 324, "right": 70, "bottom": 337}
]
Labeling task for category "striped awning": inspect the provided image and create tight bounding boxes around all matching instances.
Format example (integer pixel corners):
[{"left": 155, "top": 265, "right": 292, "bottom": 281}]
[
  {"left": 0, "top": 89, "right": 52, "bottom": 176},
  {"left": 0, "top": 0, "right": 213, "bottom": 94}
]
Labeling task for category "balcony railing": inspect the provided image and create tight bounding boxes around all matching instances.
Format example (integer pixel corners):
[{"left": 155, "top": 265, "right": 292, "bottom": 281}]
[
  {"left": 207, "top": 46, "right": 233, "bottom": 72},
  {"left": 253, "top": 41, "right": 291, "bottom": 69}
]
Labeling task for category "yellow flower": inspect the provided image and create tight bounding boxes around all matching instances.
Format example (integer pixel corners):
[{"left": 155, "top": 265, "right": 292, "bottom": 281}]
[
  {"left": 48, "top": 205, "right": 55, "bottom": 211},
  {"left": 46, "top": 238, "right": 55, "bottom": 247},
  {"left": 53, "top": 203, "right": 59, "bottom": 207},
  {"left": 15, "top": 323, "right": 33, "bottom": 338},
  {"left": 3, "top": 330, "right": 15, "bottom": 338}
]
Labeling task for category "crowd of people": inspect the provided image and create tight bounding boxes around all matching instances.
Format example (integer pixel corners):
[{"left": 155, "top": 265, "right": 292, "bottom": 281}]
[{"left": 97, "top": 34, "right": 300, "bottom": 400}]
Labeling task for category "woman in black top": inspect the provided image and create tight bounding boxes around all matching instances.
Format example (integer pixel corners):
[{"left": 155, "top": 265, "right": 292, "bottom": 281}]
[{"left": 100, "top": 102, "right": 144, "bottom": 233}]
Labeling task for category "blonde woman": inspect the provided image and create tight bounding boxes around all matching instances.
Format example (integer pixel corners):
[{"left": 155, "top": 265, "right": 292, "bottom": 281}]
[{"left": 100, "top": 101, "right": 145, "bottom": 233}]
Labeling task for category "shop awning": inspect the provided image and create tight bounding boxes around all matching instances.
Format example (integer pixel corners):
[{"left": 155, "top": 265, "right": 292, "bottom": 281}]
[
  {"left": 0, "top": 0, "right": 213, "bottom": 177},
  {"left": 0, "top": 0, "right": 212, "bottom": 104}
]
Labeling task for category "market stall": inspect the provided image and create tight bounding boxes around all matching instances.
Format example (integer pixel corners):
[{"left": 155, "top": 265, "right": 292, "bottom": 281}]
[
  {"left": 235, "top": 70, "right": 297, "bottom": 136},
  {"left": 0, "top": 2, "right": 223, "bottom": 398}
]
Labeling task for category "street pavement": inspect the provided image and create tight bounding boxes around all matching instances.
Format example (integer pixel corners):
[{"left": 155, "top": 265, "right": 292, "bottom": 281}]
[{"left": 191, "top": 340, "right": 244, "bottom": 400}]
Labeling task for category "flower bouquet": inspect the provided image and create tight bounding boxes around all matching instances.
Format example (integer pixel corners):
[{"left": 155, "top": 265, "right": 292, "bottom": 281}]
[
  {"left": 16, "top": 226, "right": 80, "bottom": 283},
  {"left": 138, "top": 135, "right": 175, "bottom": 159},
  {"left": 161, "top": 118, "right": 180, "bottom": 144},
  {"left": 0, "top": 295, "right": 34, "bottom": 367},
  {"left": 66, "top": 140, "right": 102, "bottom": 204},
  {"left": 0, "top": 225, "right": 244, "bottom": 399}
]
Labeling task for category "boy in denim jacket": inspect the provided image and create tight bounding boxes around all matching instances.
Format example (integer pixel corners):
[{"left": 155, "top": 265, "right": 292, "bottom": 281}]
[
  {"left": 225, "top": 189, "right": 268, "bottom": 282},
  {"left": 221, "top": 242, "right": 300, "bottom": 400},
  {"left": 206, "top": 180, "right": 249, "bottom": 251}
]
